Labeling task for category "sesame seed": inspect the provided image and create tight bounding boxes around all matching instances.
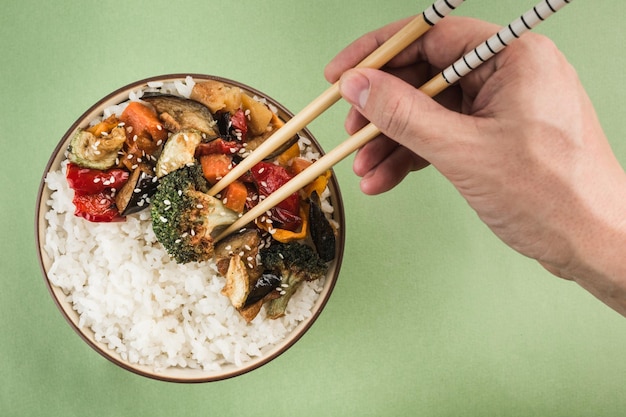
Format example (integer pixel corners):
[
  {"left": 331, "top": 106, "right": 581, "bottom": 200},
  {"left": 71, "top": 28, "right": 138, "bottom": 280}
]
[
  {"left": 159, "top": 216, "right": 167, "bottom": 223},
  {"left": 164, "top": 199, "right": 171, "bottom": 205},
  {"left": 93, "top": 178, "right": 101, "bottom": 183},
  {"left": 258, "top": 168, "right": 265, "bottom": 174},
  {"left": 244, "top": 245, "right": 251, "bottom": 251}
]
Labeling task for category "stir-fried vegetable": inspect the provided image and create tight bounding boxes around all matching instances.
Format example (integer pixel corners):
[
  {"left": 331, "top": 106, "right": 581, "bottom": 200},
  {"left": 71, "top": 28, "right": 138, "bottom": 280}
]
[{"left": 63, "top": 79, "right": 338, "bottom": 321}]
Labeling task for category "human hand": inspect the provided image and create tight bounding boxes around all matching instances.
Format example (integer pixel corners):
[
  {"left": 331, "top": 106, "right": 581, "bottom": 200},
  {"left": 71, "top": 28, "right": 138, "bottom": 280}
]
[{"left": 325, "top": 16, "right": 626, "bottom": 315}]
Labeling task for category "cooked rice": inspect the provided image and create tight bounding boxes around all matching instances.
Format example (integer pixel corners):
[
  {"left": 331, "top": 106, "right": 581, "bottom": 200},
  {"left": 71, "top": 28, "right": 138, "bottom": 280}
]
[{"left": 43, "top": 78, "right": 334, "bottom": 372}]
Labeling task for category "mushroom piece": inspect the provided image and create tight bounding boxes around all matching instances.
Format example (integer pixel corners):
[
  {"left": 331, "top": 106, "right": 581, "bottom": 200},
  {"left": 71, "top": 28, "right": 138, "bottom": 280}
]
[
  {"left": 214, "top": 229, "right": 262, "bottom": 276},
  {"left": 114, "top": 165, "right": 158, "bottom": 215}
]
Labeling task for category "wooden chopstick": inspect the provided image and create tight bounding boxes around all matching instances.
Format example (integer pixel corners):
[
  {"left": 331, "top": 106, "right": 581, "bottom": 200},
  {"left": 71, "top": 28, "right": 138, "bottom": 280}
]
[
  {"left": 215, "top": 0, "right": 573, "bottom": 242},
  {"left": 207, "top": 0, "right": 465, "bottom": 197}
]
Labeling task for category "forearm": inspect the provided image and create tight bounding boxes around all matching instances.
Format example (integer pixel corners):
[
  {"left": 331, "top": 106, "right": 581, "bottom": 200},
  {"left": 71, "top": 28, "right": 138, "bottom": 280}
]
[{"left": 545, "top": 167, "right": 626, "bottom": 316}]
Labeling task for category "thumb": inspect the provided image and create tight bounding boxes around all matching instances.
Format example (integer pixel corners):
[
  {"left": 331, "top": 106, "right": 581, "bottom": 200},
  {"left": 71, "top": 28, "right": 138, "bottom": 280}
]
[{"left": 338, "top": 68, "right": 474, "bottom": 163}]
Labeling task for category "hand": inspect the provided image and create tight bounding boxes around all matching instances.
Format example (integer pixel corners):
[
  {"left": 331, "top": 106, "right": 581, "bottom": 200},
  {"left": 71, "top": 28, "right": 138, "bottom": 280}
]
[{"left": 325, "top": 16, "right": 626, "bottom": 315}]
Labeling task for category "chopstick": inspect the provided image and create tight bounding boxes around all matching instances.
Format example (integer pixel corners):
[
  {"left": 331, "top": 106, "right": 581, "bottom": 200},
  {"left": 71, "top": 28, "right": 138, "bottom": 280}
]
[
  {"left": 207, "top": 0, "right": 465, "bottom": 197},
  {"left": 215, "top": 0, "right": 573, "bottom": 242}
]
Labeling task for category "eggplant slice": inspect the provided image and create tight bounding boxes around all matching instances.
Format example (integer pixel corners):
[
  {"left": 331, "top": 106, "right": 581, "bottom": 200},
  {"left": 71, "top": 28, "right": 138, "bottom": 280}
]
[
  {"left": 143, "top": 94, "right": 219, "bottom": 139},
  {"left": 309, "top": 191, "right": 336, "bottom": 262}
]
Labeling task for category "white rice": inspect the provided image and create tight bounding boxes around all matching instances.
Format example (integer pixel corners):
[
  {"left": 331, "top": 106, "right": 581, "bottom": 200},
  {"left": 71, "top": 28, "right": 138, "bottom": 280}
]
[
  {"left": 44, "top": 163, "right": 325, "bottom": 371},
  {"left": 42, "top": 79, "right": 333, "bottom": 372}
]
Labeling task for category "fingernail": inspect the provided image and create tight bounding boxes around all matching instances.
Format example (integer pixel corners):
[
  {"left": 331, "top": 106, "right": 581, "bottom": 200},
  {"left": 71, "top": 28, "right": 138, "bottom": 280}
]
[{"left": 339, "top": 70, "right": 370, "bottom": 109}]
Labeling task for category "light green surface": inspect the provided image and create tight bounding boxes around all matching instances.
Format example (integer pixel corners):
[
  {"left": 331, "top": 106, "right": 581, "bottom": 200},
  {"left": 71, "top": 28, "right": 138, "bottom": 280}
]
[{"left": 2, "top": 0, "right": 626, "bottom": 416}]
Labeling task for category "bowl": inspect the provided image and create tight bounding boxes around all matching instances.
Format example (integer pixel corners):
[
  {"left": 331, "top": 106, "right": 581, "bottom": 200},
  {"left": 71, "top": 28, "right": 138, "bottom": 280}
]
[{"left": 35, "top": 74, "right": 345, "bottom": 382}]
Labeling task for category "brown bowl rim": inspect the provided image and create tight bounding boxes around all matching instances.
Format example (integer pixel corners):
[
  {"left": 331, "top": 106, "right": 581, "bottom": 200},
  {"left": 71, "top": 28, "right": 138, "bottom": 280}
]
[{"left": 35, "top": 73, "right": 345, "bottom": 383}]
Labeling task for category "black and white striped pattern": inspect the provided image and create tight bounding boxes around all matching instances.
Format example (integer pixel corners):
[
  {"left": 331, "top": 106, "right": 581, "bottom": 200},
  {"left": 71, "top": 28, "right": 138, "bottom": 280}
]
[
  {"left": 423, "top": 0, "right": 465, "bottom": 26},
  {"left": 441, "top": 0, "right": 572, "bottom": 85}
]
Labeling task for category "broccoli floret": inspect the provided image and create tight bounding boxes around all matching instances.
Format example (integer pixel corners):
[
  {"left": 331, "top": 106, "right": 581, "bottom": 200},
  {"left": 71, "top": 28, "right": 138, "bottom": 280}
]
[
  {"left": 151, "top": 165, "right": 239, "bottom": 264},
  {"left": 260, "top": 241, "right": 328, "bottom": 319}
]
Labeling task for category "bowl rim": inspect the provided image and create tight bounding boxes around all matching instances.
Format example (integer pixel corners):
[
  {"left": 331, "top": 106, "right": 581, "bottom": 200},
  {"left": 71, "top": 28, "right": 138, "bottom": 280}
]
[{"left": 35, "top": 73, "right": 345, "bottom": 383}]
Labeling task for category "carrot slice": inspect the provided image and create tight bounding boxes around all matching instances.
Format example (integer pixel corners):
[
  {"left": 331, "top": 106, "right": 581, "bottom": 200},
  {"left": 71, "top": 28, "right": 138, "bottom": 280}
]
[
  {"left": 200, "top": 153, "right": 233, "bottom": 184},
  {"left": 289, "top": 157, "right": 313, "bottom": 175},
  {"left": 120, "top": 101, "right": 168, "bottom": 143},
  {"left": 223, "top": 180, "right": 247, "bottom": 213}
]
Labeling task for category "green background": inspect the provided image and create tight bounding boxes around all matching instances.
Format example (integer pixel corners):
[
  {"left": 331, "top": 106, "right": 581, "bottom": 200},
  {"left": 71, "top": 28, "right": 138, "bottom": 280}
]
[{"left": 2, "top": 0, "right": 626, "bottom": 416}]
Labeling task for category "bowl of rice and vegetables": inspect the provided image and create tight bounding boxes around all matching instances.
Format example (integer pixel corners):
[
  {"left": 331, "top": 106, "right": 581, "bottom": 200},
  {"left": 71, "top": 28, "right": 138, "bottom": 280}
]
[{"left": 35, "top": 74, "right": 345, "bottom": 382}]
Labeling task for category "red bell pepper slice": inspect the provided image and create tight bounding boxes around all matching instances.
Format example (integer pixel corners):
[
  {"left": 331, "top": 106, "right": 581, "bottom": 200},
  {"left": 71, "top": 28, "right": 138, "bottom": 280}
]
[
  {"left": 230, "top": 108, "right": 248, "bottom": 141},
  {"left": 249, "top": 161, "right": 301, "bottom": 231},
  {"left": 72, "top": 192, "right": 123, "bottom": 222},
  {"left": 195, "top": 138, "right": 242, "bottom": 157},
  {"left": 66, "top": 163, "right": 129, "bottom": 194}
]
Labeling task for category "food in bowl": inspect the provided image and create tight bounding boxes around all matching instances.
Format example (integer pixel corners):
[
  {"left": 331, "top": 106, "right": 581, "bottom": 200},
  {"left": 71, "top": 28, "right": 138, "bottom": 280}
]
[{"left": 37, "top": 75, "right": 344, "bottom": 381}]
